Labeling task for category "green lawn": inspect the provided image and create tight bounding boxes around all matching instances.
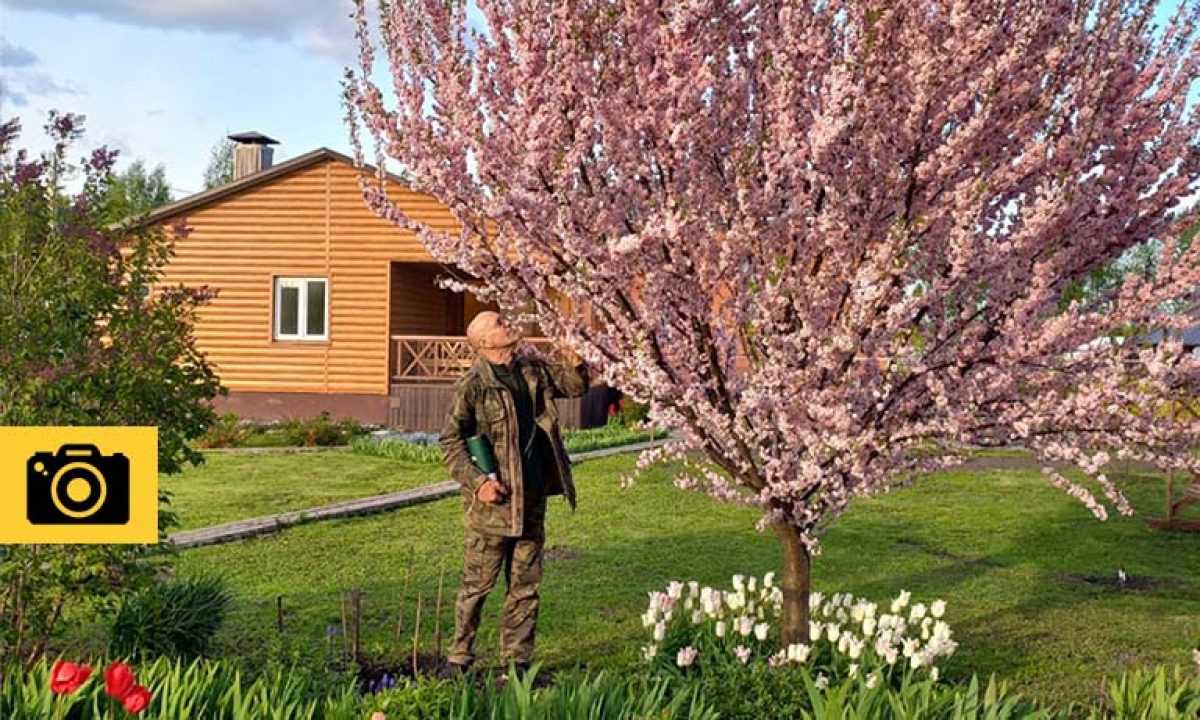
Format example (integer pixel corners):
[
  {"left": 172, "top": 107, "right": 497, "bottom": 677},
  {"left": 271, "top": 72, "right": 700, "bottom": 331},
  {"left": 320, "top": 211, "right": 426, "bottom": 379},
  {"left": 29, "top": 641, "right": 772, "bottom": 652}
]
[
  {"left": 162, "top": 451, "right": 449, "bottom": 530},
  {"left": 171, "top": 452, "right": 1200, "bottom": 708}
]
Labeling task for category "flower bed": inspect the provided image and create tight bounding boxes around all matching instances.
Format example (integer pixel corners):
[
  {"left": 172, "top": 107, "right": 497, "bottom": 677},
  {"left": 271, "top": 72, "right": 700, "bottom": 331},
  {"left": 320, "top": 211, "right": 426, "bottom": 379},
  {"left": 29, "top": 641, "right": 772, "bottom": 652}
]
[{"left": 639, "top": 574, "right": 956, "bottom": 689}]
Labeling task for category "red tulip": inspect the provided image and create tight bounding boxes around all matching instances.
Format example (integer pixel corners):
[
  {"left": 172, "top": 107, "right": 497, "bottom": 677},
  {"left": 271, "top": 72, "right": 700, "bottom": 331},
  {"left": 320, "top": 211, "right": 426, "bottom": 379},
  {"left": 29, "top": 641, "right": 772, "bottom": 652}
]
[
  {"left": 121, "top": 685, "right": 152, "bottom": 715},
  {"left": 49, "top": 660, "right": 92, "bottom": 694},
  {"left": 104, "top": 661, "right": 136, "bottom": 700},
  {"left": 608, "top": 404, "right": 618, "bottom": 416}
]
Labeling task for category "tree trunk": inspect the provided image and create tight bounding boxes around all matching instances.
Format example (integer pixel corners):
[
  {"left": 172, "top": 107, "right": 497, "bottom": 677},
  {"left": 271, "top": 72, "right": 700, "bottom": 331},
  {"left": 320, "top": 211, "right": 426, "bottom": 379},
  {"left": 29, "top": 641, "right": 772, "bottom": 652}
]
[{"left": 772, "top": 522, "right": 812, "bottom": 647}]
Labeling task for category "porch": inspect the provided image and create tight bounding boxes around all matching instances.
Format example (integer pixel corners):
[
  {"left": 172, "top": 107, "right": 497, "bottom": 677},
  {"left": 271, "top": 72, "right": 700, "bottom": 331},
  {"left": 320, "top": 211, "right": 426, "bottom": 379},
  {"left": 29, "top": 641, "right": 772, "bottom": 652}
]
[
  {"left": 388, "top": 335, "right": 607, "bottom": 431},
  {"left": 386, "top": 262, "right": 607, "bottom": 431}
]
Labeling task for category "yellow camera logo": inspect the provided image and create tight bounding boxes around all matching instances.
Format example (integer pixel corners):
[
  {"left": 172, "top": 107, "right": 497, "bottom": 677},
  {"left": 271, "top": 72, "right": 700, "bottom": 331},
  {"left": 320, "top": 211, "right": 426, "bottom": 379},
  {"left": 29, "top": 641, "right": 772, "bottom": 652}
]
[{"left": 1, "top": 427, "right": 158, "bottom": 543}]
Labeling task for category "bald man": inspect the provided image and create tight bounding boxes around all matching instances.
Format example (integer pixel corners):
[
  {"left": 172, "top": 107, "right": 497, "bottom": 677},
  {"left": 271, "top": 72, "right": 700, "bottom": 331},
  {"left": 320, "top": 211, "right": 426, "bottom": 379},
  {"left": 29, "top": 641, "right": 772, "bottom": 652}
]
[{"left": 439, "top": 311, "right": 590, "bottom": 677}]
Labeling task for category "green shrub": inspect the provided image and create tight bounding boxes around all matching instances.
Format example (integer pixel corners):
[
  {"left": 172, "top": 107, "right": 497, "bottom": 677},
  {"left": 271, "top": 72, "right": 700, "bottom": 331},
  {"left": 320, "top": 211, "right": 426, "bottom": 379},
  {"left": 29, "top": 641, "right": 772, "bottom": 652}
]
[
  {"left": 279, "top": 412, "right": 365, "bottom": 447},
  {"left": 0, "top": 113, "right": 218, "bottom": 668},
  {"left": 352, "top": 426, "right": 668, "bottom": 464},
  {"left": 198, "top": 412, "right": 251, "bottom": 448},
  {"left": 442, "top": 665, "right": 718, "bottom": 720},
  {"left": 616, "top": 397, "right": 650, "bottom": 428},
  {"left": 1090, "top": 665, "right": 1200, "bottom": 719},
  {"left": 108, "top": 575, "right": 233, "bottom": 660},
  {"left": 678, "top": 667, "right": 1065, "bottom": 720},
  {"left": 562, "top": 424, "right": 668, "bottom": 454},
  {"left": 352, "top": 436, "right": 444, "bottom": 463}
]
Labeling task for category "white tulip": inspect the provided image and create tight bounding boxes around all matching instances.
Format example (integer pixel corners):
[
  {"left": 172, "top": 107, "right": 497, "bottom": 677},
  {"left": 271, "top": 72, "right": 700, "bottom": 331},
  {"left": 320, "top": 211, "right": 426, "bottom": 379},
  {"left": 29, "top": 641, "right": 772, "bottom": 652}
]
[
  {"left": 826, "top": 623, "right": 840, "bottom": 643},
  {"left": 930, "top": 599, "right": 946, "bottom": 618}
]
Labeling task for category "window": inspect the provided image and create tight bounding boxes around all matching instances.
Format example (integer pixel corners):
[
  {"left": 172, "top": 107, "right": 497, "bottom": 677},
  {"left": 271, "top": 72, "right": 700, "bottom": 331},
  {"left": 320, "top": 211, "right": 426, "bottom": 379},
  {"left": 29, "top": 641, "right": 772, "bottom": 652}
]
[{"left": 274, "top": 277, "right": 328, "bottom": 340}]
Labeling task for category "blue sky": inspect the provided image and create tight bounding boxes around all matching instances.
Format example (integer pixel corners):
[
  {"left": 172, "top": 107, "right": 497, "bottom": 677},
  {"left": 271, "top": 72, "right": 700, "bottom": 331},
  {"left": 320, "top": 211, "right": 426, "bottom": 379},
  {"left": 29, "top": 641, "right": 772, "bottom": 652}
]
[
  {"left": 0, "top": 1, "right": 1193, "bottom": 199},
  {"left": 0, "top": 0, "right": 360, "bottom": 196}
]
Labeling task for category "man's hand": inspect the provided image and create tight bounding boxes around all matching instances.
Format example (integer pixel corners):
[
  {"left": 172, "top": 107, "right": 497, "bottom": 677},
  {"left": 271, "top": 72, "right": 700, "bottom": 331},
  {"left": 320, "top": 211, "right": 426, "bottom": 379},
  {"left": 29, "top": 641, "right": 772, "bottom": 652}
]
[{"left": 477, "top": 478, "right": 509, "bottom": 504}]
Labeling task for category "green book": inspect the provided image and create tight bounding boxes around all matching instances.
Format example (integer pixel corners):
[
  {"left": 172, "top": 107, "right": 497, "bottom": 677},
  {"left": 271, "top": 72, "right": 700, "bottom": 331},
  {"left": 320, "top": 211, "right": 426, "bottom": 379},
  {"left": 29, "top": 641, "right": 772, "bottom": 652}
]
[{"left": 465, "top": 434, "right": 498, "bottom": 478}]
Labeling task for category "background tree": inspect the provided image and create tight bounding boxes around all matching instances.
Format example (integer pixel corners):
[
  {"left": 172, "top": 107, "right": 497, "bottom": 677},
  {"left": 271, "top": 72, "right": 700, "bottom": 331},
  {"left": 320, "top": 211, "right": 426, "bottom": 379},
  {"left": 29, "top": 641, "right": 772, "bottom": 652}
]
[
  {"left": 346, "top": 0, "right": 1200, "bottom": 644},
  {"left": 202, "top": 136, "right": 234, "bottom": 189},
  {"left": 108, "top": 158, "right": 173, "bottom": 216},
  {"left": 0, "top": 112, "right": 222, "bottom": 667}
]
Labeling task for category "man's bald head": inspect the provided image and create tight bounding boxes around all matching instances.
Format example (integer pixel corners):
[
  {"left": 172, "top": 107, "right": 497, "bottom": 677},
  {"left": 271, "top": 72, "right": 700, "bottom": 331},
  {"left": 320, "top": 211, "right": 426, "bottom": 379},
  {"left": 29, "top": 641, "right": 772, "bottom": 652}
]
[
  {"left": 467, "top": 311, "right": 521, "bottom": 362},
  {"left": 467, "top": 311, "right": 501, "bottom": 350}
]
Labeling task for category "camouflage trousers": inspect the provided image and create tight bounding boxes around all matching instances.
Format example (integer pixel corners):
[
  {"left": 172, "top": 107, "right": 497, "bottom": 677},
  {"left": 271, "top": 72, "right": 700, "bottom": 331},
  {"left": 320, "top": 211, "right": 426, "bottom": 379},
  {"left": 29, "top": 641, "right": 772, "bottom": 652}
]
[{"left": 447, "top": 524, "right": 545, "bottom": 667}]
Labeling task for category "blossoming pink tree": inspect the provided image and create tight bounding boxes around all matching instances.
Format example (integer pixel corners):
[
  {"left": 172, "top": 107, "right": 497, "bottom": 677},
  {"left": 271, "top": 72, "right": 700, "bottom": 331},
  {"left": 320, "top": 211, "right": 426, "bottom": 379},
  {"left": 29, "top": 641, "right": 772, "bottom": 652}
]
[{"left": 345, "top": 0, "right": 1200, "bottom": 643}]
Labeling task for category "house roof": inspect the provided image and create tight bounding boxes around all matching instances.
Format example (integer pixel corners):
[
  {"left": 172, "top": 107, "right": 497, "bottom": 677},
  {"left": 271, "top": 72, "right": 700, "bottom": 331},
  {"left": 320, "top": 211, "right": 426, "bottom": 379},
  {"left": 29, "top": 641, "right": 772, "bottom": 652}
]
[
  {"left": 1142, "top": 324, "right": 1200, "bottom": 348},
  {"left": 126, "top": 147, "right": 408, "bottom": 229}
]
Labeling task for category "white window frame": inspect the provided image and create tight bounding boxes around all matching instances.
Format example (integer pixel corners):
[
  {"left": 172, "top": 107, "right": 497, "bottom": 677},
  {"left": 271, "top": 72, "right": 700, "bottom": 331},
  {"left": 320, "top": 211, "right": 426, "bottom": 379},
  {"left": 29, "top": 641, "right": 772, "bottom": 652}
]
[{"left": 273, "top": 277, "right": 329, "bottom": 341}]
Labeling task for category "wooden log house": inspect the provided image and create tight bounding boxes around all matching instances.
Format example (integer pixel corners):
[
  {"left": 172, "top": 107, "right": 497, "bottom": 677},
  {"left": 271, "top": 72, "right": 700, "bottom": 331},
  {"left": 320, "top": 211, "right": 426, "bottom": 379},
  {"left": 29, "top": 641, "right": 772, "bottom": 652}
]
[{"left": 135, "top": 133, "right": 609, "bottom": 430}]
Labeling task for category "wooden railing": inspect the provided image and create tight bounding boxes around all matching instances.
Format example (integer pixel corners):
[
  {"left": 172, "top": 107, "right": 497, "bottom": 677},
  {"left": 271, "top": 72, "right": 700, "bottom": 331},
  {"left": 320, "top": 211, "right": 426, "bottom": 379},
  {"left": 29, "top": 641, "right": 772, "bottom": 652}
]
[{"left": 391, "top": 335, "right": 555, "bottom": 382}]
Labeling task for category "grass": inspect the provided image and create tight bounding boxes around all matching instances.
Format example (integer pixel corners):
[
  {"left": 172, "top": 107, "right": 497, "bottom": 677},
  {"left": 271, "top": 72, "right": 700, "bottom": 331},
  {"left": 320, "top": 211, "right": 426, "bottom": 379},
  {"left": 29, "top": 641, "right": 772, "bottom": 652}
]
[
  {"left": 167, "top": 427, "right": 667, "bottom": 531},
  {"left": 161, "top": 451, "right": 449, "bottom": 530},
  {"left": 162, "top": 451, "right": 1199, "bottom": 708}
]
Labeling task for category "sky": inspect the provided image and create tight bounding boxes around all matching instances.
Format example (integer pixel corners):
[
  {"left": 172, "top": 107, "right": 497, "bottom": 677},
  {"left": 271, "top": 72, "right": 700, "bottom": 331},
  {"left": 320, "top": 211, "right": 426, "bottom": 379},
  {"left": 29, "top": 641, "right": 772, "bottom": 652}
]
[
  {"left": 0, "top": 1, "right": 1194, "bottom": 200},
  {"left": 0, "top": 0, "right": 362, "bottom": 196}
]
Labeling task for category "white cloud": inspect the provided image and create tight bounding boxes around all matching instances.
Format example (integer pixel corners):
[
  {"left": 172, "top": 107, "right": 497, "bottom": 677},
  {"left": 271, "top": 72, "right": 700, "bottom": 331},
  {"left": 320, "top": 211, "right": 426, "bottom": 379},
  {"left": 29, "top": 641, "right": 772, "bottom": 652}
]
[
  {"left": 0, "top": 79, "right": 27, "bottom": 107},
  {"left": 2, "top": 0, "right": 358, "bottom": 53},
  {"left": 0, "top": 37, "right": 38, "bottom": 67}
]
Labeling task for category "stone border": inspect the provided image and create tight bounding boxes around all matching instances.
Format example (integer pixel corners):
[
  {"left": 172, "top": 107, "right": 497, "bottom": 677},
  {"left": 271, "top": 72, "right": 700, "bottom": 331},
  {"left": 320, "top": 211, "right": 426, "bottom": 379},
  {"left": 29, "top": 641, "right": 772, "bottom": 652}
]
[{"left": 169, "top": 436, "right": 670, "bottom": 550}]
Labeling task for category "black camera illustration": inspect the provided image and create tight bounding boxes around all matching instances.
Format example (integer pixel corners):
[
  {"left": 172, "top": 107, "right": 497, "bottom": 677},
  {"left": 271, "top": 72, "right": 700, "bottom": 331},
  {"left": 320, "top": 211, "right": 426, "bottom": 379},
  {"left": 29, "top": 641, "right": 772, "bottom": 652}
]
[{"left": 27, "top": 444, "right": 130, "bottom": 525}]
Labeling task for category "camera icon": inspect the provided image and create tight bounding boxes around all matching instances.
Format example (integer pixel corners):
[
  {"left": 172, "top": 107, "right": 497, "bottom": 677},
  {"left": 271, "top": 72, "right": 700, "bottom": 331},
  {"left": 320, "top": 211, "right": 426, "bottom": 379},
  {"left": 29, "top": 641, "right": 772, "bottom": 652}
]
[{"left": 26, "top": 444, "right": 130, "bottom": 525}]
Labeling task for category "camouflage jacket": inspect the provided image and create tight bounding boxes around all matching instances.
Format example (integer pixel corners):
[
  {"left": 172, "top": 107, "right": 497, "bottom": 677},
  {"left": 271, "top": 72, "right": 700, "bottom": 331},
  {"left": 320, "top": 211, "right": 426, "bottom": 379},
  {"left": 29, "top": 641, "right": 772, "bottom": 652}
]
[{"left": 439, "top": 350, "right": 590, "bottom": 536}]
